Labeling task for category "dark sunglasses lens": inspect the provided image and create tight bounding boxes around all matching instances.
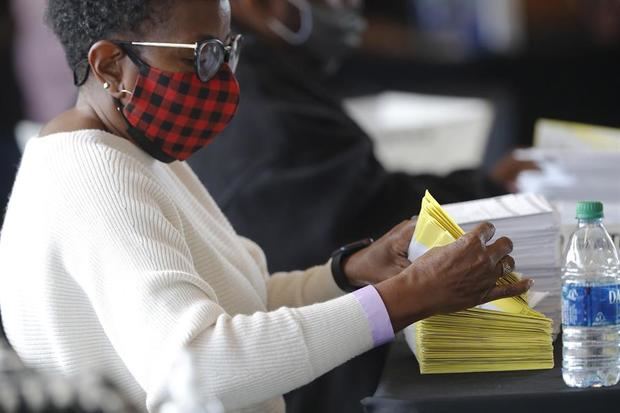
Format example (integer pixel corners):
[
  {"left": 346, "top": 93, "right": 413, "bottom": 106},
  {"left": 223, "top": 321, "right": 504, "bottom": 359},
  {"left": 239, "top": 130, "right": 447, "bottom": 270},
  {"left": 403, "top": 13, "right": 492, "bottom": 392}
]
[{"left": 197, "top": 41, "right": 224, "bottom": 82}]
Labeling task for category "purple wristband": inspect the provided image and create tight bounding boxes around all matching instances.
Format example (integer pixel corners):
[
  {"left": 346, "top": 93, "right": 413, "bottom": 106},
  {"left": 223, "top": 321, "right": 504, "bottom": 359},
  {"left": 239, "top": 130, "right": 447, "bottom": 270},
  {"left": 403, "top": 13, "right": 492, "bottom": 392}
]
[{"left": 352, "top": 285, "right": 394, "bottom": 347}]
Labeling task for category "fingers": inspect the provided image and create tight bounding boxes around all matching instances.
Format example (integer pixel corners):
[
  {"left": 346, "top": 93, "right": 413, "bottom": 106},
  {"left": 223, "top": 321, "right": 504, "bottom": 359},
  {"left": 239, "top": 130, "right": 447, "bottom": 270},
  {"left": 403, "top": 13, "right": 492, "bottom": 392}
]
[
  {"left": 482, "top": 279, "right": 533, "bottom": 303},
  {"left": 464, "top": 223, "right": 514, "bottom": 270},
  {"left": 399, "top": 219, "right": 416, "bottom": 235},
  {"left": 495, "top": 255, "right": 516, "bottom": 278},
  {"left": 469, "top": 222, "right": 496, "bottom": 244},
  {"left": 393, "top": 219, "right": 416, "bottom": 244},
  {"left": 487, "top": 236, "right": 514, "bottom": 263}
]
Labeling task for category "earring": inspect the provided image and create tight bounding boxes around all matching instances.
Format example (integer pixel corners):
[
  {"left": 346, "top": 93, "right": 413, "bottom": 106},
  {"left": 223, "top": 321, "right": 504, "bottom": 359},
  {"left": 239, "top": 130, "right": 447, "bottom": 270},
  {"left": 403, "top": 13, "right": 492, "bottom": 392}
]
[
  {"left": 119, "top": 89, "right": 133, "bottom": 96},
  {"left": 103, "top": 82, "right": 110, "bottom": 90}
]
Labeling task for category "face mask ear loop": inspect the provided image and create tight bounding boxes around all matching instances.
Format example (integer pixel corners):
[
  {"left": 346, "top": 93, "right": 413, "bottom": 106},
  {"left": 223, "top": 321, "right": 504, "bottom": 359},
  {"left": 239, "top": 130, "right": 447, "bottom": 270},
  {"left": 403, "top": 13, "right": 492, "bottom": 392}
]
[{"left": 267, "top": 0, "right": 313, "bottom": 45}]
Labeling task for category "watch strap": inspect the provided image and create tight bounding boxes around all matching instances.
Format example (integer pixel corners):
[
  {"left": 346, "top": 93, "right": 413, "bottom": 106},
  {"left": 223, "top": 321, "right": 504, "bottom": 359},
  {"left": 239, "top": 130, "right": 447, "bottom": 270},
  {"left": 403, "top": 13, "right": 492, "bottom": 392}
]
[{"left": 330, "top": 238, "right": 374, "bottom": 292}]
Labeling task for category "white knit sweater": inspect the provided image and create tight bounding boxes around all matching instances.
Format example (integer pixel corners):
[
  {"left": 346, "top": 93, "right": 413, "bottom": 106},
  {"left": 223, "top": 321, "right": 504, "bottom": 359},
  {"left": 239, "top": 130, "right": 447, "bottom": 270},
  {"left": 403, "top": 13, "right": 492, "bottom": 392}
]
[{"left": 0, "top": 130, "right": 375, "bottom": 412}]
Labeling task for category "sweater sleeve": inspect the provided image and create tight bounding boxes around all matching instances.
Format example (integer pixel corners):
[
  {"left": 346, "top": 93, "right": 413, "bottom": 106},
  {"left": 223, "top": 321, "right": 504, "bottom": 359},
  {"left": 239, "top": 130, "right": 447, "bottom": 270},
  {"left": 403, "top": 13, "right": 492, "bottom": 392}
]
[
  {"left": 58, "top": 147, "right": 375, "bottom": 411},
  {"left": 239, "top": 238, "right": 394, "bottom": 346},
  {"left": 239, "top": 237, "right": 345, "bottom": 309}
]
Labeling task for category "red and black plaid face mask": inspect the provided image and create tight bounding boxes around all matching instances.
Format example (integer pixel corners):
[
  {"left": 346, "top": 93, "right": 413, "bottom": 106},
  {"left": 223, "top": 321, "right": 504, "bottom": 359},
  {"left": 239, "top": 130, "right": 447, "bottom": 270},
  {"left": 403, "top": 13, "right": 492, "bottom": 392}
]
[{"left": 120, "top": 55, "right": 240, "bottom": 163}]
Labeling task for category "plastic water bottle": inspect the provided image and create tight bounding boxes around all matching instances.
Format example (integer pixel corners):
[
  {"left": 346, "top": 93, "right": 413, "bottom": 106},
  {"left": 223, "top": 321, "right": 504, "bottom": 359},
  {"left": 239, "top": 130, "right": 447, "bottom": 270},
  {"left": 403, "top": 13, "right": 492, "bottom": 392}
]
[{"left": 562, "top": 201, "right": 620, "bottom": 388}]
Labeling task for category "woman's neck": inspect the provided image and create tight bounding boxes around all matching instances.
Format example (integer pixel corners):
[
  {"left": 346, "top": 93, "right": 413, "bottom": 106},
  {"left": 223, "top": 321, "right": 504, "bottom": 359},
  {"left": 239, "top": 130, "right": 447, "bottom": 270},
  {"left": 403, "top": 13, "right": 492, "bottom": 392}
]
[{"left": 39, "top": 92, "right": 122, "bottom": 139}]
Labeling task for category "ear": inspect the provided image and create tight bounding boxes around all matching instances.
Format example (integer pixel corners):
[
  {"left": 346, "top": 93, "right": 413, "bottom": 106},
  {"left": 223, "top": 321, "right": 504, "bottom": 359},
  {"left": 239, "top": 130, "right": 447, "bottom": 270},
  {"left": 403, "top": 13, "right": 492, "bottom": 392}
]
[{"left": 88, "top": 40, "right": 130, "bottom": 99}]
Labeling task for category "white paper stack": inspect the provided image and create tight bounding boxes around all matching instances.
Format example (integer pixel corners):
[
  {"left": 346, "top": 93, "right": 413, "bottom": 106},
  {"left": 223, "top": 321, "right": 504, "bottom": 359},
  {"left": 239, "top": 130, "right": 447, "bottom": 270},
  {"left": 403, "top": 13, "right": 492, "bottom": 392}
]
[
  {"left": 516, "top": 119, "right": 620, "bottom": 204},
  {"left": 343, "top": 91, "right": 493, "bottom": 174},
  {"left": 515, "top": 119, "right": 620, "bottom": 258},
  {"left": 517, "top": 150, "right": 620, "bottom": 202},
  {"left": 442, "top": 193, "right": 562, "bottom": 337}
]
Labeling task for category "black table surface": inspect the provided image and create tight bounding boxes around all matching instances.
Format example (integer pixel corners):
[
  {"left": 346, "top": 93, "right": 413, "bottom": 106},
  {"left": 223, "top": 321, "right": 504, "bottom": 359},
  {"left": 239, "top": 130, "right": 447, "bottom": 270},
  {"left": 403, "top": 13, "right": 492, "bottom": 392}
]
[{"left": 361, "top": 334, "right": 620, "bottom": 413}]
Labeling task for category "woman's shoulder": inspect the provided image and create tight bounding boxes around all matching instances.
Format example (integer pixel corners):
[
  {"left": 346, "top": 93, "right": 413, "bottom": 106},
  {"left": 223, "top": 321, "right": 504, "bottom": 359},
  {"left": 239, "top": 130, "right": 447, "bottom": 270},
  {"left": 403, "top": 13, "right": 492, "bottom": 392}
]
[
  {"left": 25, "top": 129, "right": 147, "bottom": 173},
  {"left": 20, "top": 129, "right": 159, "bottom": 207},
  {"left": 29, "top": 120, "right": 150, "bottom": 168},
  {"left": 19, "top": 112, "right": 177, "bottom": 213},
  {"left": 16, "top": 129, "right": 176, "bottom": 224}
]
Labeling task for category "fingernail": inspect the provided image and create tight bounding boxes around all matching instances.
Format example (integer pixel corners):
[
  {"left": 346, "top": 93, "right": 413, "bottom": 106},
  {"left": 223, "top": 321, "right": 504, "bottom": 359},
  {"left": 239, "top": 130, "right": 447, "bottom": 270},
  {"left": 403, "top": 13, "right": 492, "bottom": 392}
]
[{"left": 527, "top": 280, "right": 534, "bottom": 288}]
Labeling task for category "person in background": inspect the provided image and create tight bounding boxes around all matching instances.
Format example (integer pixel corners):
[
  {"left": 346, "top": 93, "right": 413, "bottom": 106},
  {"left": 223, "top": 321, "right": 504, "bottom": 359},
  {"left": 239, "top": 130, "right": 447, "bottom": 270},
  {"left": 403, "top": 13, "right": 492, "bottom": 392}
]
[
  {"left": 191, "top": 0, "right": 532, "bottom": 273},
  {"left": 0, "top": 0, "right": 530, "bottom": 412},
  {"left": 189, "top": 2, "right": 534, "bottom": 412}
]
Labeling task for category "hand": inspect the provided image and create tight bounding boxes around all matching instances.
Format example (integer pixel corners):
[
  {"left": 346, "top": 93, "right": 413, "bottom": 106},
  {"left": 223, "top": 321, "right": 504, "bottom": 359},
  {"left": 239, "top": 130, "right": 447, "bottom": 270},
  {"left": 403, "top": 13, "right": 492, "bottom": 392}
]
[
  {"left": 375, "top": 222, "right": 532, "bottom": 332},
  {"left": 342, "top": 219, "right": 416, "bottom": 287},
  {"left": 490, "top": 152, "right": 538, "bottom": 192}
]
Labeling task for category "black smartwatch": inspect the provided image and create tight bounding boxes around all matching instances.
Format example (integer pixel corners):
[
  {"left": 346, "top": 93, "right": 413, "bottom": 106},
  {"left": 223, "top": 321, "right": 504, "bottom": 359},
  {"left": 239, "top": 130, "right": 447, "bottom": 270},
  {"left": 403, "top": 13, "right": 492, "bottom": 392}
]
[{"left": 330, "top": 238, "right": 374, "bottom": 292}]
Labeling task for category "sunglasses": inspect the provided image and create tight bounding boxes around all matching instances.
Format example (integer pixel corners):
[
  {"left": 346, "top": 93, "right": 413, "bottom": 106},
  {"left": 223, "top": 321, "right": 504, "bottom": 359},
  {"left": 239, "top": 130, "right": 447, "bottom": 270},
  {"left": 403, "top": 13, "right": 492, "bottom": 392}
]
[{"left": 113, "top": 34, "right": 243, "bottom": 82}]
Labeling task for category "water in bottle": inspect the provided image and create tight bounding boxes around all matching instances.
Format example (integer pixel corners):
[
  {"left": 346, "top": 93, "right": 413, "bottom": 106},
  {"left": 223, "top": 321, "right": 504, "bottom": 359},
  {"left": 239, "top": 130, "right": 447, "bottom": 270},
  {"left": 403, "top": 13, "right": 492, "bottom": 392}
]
[{"left": 562, "top": 201, "right": 620, "bottom": 388}]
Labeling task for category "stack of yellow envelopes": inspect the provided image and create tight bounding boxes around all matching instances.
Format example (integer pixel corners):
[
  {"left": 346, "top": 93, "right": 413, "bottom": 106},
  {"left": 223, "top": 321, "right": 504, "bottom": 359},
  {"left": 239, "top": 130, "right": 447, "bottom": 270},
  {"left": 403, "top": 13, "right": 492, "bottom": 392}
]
[{"left": 405, "top": 191, "right": 554, "bottom": 374}]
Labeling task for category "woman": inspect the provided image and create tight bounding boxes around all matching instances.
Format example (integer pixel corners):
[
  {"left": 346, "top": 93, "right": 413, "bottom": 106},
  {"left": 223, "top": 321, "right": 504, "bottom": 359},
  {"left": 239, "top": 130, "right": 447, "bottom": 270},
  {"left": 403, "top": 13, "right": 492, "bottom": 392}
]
[{"left": 0, "top": 1, "right": 530, "bottom": 412}]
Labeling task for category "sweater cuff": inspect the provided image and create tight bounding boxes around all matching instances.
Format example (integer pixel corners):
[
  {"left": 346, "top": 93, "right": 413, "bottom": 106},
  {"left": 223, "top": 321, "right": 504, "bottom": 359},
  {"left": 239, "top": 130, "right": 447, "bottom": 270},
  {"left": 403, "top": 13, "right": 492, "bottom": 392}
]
[{"left": 352, "top": 285, "right": 394, "bottom": 347}]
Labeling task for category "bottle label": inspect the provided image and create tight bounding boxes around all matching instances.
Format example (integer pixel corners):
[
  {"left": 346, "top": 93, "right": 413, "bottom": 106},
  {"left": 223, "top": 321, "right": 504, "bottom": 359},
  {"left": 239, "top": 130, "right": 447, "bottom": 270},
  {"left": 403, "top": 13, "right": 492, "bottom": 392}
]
[{"left": 562, "top": 284, "right": 620, "bottom": 327}]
